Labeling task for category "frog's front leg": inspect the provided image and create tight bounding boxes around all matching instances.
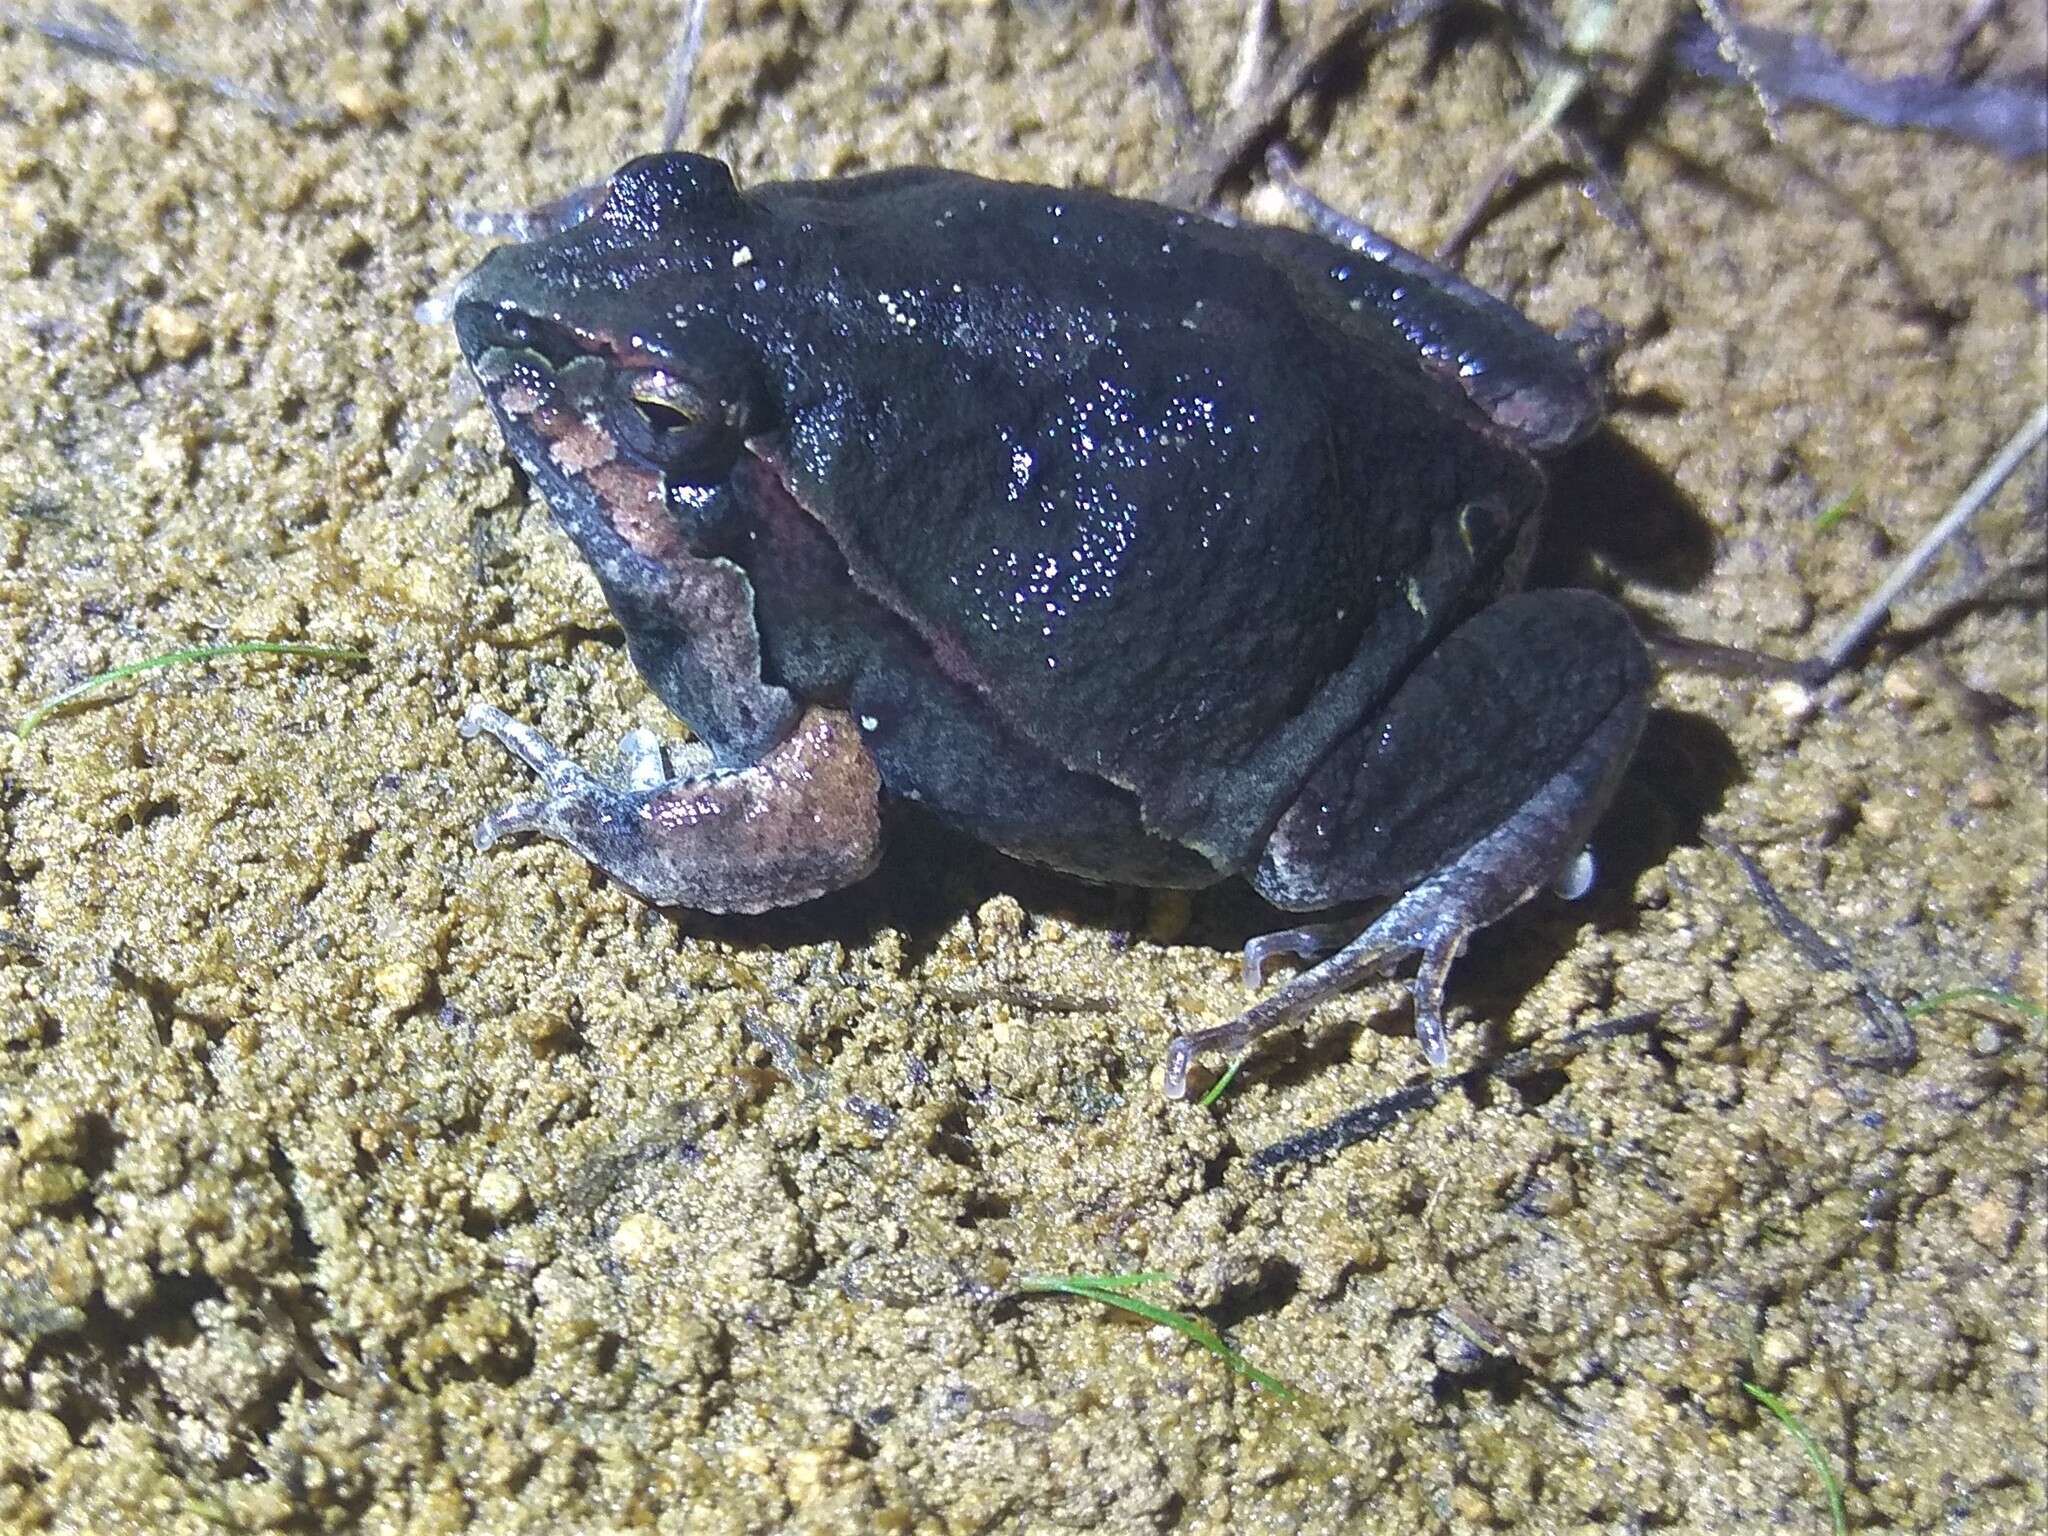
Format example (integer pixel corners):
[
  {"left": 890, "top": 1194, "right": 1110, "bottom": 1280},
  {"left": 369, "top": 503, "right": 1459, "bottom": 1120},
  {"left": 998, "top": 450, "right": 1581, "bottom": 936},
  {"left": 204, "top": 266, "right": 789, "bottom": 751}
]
[
  {"left": 1162, "top": 590, "right": 1650, "bottom": 1096},
  {"left": 460, "top": 702, "right": 882, "bottom": 914}
]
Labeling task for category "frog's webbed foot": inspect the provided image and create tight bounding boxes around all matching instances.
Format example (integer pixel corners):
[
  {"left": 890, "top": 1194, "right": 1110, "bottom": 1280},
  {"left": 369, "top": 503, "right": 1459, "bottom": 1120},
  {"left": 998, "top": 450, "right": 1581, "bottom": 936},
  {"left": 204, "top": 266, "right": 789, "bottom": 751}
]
[
  {"left": 1228, "top": 856, "right": 1581, "bottom": 987},
  {"left": 1237, "top": 844, "right": 1598, "bottom": 988},
  {"left": 416, "top": 186, "right": 613, "bottom": 328},
  {"left": 1163, "top": 591, "right": 1651, "bottom": 1099},
  {"left": 460, "top": 701, "right": 882, "bottom": 914},
  {"left": 1256, "top": 146, "right": 1606, "bottom": 455},
  {"left": 450, "top": 183, "right": 609, "bottom": 243}
]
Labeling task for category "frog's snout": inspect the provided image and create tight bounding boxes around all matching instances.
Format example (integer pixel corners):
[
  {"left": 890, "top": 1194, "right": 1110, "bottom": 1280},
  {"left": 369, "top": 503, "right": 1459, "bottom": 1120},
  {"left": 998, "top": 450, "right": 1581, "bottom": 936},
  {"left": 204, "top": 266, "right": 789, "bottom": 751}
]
[{"left": 450, "top": 292, "right": 566, "bottom": 375}]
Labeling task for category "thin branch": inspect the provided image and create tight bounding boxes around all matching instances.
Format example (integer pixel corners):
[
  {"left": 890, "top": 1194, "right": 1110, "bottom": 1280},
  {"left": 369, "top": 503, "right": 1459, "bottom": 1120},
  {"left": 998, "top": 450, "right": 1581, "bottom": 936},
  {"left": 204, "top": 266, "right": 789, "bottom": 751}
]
[
  {"left": 1437, "top": 0, "right": 1619, "bottom": 260},
  {"left": 659, "top": 0, "right": 710, "bottom": 152},
  {"left": 1674, "top": 10, "right": 2048, "bottom": 161},
  {"left": 1224, "top": 0, "right": 1276, "bottom": 113},
  {"left": 1806, "top": 401, "right": 2048, "bottom": 682},
  {"left": 1693, "top": 0, "right": 1785, "bottom": 139},
  {"left": 1935, "top": 0, "right": 2005, "bottom": 84},
  {"left": 1713, "top": 836, "right": 1918, "bottom": 1069},
  {"left": 1249, "top": 1011, "right": 1661, "bottom": 1172},
  {"left": 1159, "top": 0, "right": 1450, "bottom": 209},
  {"left": 6, "top": 1, "right": 336, "bottom": 127},
  {"left": 1135, "top": 0, "right": 1198, "bottom": 140}
]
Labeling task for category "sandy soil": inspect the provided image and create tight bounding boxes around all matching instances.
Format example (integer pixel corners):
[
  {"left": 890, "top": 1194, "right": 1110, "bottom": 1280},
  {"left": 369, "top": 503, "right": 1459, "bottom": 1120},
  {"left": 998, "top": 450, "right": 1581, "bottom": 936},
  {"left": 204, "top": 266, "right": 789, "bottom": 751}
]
[{"left": 0, "top": 1, "right": 2042, "bottom": 1531}]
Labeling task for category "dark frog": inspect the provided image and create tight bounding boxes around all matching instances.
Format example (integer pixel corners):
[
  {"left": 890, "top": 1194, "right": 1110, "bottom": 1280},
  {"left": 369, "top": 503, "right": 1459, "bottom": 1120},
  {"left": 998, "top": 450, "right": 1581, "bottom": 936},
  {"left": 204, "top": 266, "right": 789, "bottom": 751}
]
[{"left": 451, "top": 153, "right": 1651, "bottom": 1095}]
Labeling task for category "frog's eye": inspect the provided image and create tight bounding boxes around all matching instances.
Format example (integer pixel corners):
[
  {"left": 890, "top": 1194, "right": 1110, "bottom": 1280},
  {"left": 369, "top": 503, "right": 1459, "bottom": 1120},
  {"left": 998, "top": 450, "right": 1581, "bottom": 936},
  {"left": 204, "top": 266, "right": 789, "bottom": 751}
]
[
  {"left": 632, "top": 393, "right": 697, "bottom": 434},
  {"left": 617, "top": 368, "right": 746, "bottom": 484},
  {"left": 628, "top": 373, "right": 701, "bottom": 435}
]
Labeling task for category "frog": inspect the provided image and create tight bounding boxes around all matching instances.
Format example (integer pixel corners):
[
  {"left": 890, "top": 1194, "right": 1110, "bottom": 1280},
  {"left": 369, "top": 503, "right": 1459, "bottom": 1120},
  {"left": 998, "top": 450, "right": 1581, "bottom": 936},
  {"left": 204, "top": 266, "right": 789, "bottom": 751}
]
[{"left": 450, "top": 152, "right": 1653, "bottom": 1097}]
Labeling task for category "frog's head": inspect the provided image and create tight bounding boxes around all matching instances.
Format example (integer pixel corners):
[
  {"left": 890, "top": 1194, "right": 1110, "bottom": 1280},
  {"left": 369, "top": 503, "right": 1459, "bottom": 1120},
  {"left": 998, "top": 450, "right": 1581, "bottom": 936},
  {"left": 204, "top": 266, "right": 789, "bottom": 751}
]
[{"left": 452, "top": 154, "right": 779, "bottom": 560}]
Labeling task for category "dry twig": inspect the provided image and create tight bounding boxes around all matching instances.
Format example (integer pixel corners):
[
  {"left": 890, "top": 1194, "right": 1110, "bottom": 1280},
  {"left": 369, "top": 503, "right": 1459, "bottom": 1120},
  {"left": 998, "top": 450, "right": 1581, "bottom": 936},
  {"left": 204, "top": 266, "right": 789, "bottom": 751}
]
[{"left": 1806, "top": 402, "right": 2048, "bottom": 682}]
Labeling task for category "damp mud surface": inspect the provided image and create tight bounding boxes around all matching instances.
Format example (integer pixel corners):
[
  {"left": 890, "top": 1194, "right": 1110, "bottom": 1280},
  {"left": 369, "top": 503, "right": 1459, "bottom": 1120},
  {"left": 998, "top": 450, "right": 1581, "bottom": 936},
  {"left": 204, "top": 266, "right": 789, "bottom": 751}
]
[{"left": 1, "top": 1, "right": 2043, "bottom": 1531}]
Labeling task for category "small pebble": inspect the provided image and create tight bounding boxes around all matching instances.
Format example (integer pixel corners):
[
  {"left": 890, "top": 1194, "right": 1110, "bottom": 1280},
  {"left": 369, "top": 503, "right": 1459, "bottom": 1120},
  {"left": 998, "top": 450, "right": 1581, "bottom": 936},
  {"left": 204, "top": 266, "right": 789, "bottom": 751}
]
[
  {"left": 138, "top": 95, "right": 181, "bottom": 144},
  {"left": 1882, "top": 665, "right": 1929, "bottom": 706},
  {"left": 372, "top": 959, "right": 428, "bottom": 1012},
  {"left": 143, "top": 304, "right": 208, "bottom": 362},
  {"left": 1450, "top": 1485, "right": 1497, "bottom": 1525},
  {"left": 1766, "top": 678, "right": 1815, "bottom": 720},
  {"left": 135, "top": 424, "right": 195, "bottom": 482},
  {"left": 1965, "top": 1189, "right": 2019, "bottom": 1255},
  {"left": 1964, "top": 775, "right": 2006, "bottom": 810},
  {"left": 472, "top": 1168, "right": 527, "bottom": 1223},
  {"left": 610, "top": 1212, "right": 677, "bottom": 1265},
  {"left": 333, "top": 81, "right": 398, "bottom": 123},
  {"left": 1970, "top": 1022, "right": 2011, "bottom": 1058}
]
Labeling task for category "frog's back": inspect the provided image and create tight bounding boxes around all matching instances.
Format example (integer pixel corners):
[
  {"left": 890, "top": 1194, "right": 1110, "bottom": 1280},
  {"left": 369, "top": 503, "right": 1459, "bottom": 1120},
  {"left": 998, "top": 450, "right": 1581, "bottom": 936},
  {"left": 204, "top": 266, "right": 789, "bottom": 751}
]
[{"left": 750, "top": 171, "right": 1541, "bottom": 866}]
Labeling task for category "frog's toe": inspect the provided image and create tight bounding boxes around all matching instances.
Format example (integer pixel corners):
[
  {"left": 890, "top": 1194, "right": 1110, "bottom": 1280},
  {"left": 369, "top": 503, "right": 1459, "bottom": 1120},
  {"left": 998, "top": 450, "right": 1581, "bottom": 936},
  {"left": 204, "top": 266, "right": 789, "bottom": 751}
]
[
  {"left": 1550, "top": 846, "right": 1597, "bottom": 902},
  {"left": 450, "top": 181, "right": 608, "bottom": 243},
  {"left": 613, "top": 727, "right": 715, "bottom": 789},
  {"left": 462, "top": 700, "right": 643, "bottom": 851},
  {"left": 1169, "top": 593, "right": 1651, "bottom": 1095},
  {"left": 474, "top": 793, "right": 576, "bottom": 851},
  {"left": 1241, "top": 920, "right": 1352, "bottom": 989},
  {"left": 1405, "top": 914, "right": 1474, "bottom": 1071},
  {"left": 1165, "top": 899, "right": 1442, "bottom": 1099},
  {"left": 460, "top": 701, "right": 577, "bottom": 781},
  {"left": 613, "top": 726, "right": 675, "bottom": 790}
]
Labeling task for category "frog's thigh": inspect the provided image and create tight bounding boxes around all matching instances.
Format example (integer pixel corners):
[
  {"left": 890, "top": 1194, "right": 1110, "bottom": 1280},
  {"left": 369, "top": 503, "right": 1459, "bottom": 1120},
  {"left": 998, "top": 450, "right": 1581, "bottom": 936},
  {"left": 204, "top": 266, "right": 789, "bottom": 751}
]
[
  {"left": 462, "top": 703, "right": 882, "bottom": 914},
  {"left": 1255, "top": 590, "right": 1649, "bottom": 915}
]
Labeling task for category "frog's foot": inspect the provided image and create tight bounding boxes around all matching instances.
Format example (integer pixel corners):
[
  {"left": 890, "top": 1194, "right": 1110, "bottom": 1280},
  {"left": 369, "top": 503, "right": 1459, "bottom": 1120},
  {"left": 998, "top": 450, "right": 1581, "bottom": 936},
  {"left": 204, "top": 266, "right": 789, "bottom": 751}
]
[
  {"left": 612, "top": 725, "right": 716, "bottom": 790},
  {"left": 450, "top": 183, "right": 609, "bottom": 243},
  {"left": 1255, "top": 145, "right": 1606, "bottom": 455},
  {"left": 1243, "top": 841, "right": 1597, "bottom": 999},
  {"left": 459, "top": 701, "right": 882, "bottom": 914},
  {"left": 1169, "top": 823, "right": 1613, "bottom": 1097},
  {"left": 416, "top": 186, "right": 614, "bottom": 328},
  {"left": 1168, "top": 883, "right": 1477, "bottom": 1098},
  {"left": 1163, "top": 591, "right": 1651, "bottom": 1099}
]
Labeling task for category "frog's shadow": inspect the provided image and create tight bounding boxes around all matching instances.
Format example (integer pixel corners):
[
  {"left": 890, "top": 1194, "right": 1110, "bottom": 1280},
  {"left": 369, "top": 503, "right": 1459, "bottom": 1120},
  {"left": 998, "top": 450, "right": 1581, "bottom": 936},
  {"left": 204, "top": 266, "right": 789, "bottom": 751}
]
[
  {"left": 660, "top": 808, "right": 1138, "bottom": 960},
  {"left": 666, "top": 702, "right": 1741, "bottom": 1072},
  {"left": 1439, "top": 705, "right": 1738, "bottom": 1055},
  {"left": 1535, "top": 423, "right": 1718, "bottom": 595}
]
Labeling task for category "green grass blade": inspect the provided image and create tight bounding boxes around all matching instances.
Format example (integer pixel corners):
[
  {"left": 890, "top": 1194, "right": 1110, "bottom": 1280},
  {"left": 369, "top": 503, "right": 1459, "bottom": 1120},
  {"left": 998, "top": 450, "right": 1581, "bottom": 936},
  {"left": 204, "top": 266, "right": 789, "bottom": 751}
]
[
  {"left": 1017, "top": 1273, "right": 1298, "bottom": 1401},
  {"left": 1812, "top": 484, "right": 1866, "bottom": 534},
  {"left": 1743, "top": 1380, "right": 1848, "bottom": 1534},
  {"left": 1027, "top": 1271, "right": 1171, "bottom": 1293},
  {"left": 1197, "top": 1056, "right": 1244, "bottom": 1107},
  {"left": 1902, "top": 986, "right": 2046, "bottom": 1024},
  {"left": 15, "top": 642, "right": 367, "bottom": 738}
]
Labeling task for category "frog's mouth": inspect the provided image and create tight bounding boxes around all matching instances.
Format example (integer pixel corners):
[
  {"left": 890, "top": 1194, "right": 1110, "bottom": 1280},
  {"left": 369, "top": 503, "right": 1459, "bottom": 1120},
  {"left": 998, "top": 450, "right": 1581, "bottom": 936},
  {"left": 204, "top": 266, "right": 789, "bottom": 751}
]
[{"left": 455, "top": 301, "right": 662, "bottom": 378}]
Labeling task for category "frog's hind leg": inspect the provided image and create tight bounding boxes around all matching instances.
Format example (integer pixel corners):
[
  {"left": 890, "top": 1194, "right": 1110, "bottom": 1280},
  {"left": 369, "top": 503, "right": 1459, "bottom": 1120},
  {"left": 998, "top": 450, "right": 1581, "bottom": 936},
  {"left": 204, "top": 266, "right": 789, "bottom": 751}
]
[
  {"left": 460, "top": 702, "right": 882, "bottom": 915},
  {"left": 1161, "top": 590, "right": 1650, "bottom": 1098},
  {"left": 1255, "top": 145, "right": 1610, "bottom": 456}
]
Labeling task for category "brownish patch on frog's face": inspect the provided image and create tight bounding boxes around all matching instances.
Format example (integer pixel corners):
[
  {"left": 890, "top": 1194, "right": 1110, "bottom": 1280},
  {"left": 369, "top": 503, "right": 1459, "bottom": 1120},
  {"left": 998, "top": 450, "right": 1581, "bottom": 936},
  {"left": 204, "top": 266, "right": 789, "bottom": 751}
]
[{"left": 482, "top": 360, "right": 680, "bottom": 567}]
